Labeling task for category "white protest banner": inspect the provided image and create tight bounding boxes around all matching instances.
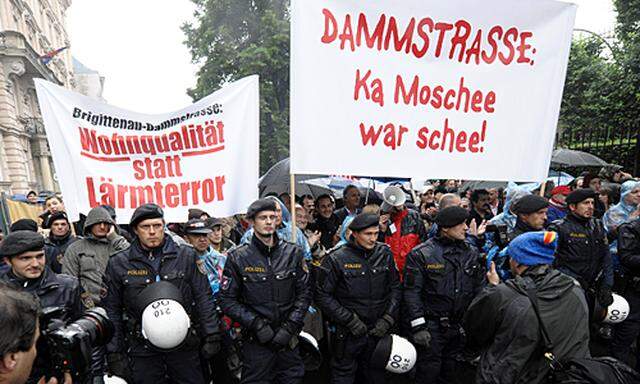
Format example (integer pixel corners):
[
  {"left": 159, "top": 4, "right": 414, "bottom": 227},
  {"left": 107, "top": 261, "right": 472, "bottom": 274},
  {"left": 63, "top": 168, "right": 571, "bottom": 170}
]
[
  {"left": 35, "top": 76, "right": 259, "bottom": 223},
  {"left": 291, "top": 0, "right": 576, "bottom": 181}
]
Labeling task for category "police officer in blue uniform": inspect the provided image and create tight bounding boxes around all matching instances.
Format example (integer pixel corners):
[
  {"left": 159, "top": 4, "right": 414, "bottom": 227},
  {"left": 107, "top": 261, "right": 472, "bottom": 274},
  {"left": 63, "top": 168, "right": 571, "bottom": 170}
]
[
  {"left": 102, "top": 204, "right": 222, "bottom": 384},
  {"left": 403, "top": 206, "right": 484, "bottom": 383},
  {"left": 315, "top": 213, "right": 402, "bottom": 384},
  {"left": 219, "top": 199, "right": 312, "bottom": 384}
]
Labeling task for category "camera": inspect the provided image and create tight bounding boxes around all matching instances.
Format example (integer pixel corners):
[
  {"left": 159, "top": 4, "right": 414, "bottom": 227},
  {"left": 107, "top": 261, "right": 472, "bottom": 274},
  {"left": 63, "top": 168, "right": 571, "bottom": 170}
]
[
  {"left": 40, "top": 307, "right": 114, "bottom": 383},
  {"left": 485, "top": 224, "right": 509, "bottom": 248}
]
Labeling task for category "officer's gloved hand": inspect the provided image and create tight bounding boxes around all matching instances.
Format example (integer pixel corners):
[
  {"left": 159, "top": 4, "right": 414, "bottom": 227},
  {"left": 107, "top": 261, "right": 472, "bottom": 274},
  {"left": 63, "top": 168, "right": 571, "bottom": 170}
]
[
  {"left": 413, "top": 328, "right": 432, "bottom": 348},
  {"left": 598, "top": 285, "right": 614, "bottom": 307},
  {"left": 271, "top": 324, "right": 295, "bottom": 350},
  {"left": 252, "top": 318, "right": 275, "bottom": 344},
  {"left": 201, "top": 333, "right": 222, "bottom": 359},
  {"left": 346, "top": 314, "right": 368, "bottom": 337},
  {"left": 369, "top": 314, "right": 394, "bottom": 338},
  {"left": 106, "top": 353, "right": 132, "bottom": 382}
]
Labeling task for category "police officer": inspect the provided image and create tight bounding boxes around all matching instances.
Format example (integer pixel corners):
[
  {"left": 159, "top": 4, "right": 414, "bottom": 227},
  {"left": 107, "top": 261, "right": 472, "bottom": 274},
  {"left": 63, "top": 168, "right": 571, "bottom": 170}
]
[
  {"left": 610, "top": 217, "right": 640, "bottom": 363},
  {"left": 219, "top": 199, "right": 311, "bottom": 384},
  {"left": 403, "top": 206, "right": 484, "bottom": 384},
  {"left": 315, "top": 213, "right": 401, "bottom": 384},
  {"left": 102, "top": 204, "right": 222, "bottom": 384},
  {"left": 510, "top": 195, "right": 549, "bottom": 239},
  {"left": 0, "top": 230, "right": 83, "bottom": 384},
  {"left": 548, "top": 188, "right": 614, "bottom": 314}
]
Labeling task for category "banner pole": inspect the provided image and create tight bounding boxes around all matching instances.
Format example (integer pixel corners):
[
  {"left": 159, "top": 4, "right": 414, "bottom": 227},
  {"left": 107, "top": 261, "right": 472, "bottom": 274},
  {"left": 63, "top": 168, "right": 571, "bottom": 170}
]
[
  {"left": 540, "top": 181, "right": 547, "bottom": 197},
  {"left": 364, "top": 178, "right": 372, "bottom": 205},
  {"left": 290, "top": 173, "right": 297, "bottom": 242}
]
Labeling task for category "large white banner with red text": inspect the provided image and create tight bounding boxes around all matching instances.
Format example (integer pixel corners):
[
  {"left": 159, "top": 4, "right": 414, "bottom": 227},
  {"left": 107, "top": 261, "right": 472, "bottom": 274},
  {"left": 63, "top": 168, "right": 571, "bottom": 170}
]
[
  {"left": 35, "top": 76, "right": 259, "bottom": 223},
  {"left": 290, "top": 0, "right": 576, "bottom": 181}
]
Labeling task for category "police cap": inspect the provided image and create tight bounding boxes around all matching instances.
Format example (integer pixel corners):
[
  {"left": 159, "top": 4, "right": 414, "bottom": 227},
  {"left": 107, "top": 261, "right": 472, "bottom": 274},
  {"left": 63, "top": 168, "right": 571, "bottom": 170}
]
[
  {"left": 130, "top": 203, "right": 164, "bottom": 227},
  {"left": 246, "top": 199, "right": 277, "bottom": 220},
  {"left": 512, "top": 195, "right": 549, "bottom": 215},
  {"left": 0, "top": 230, "right": 44, "bottom": 258},
  {"left": 184, "top": 219, "right": 212, "bottom": 235},
  {"left": 565, "top": 188, "right": 597, "bottom": 205},
  {"left": 349, "top": 213, "right": 379, "bottom": 232},
  {"left": 435, "top": 206, "right": 469, "bottom": 228}
]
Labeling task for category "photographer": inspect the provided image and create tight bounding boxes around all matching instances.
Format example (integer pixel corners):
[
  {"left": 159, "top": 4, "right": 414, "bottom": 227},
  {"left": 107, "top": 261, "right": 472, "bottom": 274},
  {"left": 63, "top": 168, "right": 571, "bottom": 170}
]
[
  {"left": 0, "top": 231, "right": 83, "bottom": 384},
  {"left": 0, "top": 284, "right": 73, "bottom": 384}
]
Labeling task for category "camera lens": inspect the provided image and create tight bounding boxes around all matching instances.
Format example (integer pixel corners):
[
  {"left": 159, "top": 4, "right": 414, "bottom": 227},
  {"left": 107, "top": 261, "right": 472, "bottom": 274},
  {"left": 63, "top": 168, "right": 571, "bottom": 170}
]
[{"left": 72, "top": 307, "right": 114, "bottom": 346}]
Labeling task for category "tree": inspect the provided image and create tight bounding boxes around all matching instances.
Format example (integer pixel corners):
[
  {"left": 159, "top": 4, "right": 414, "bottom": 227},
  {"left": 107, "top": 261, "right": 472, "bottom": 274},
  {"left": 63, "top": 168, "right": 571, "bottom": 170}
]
[{"left": 182, "top": 0, "right": 290, "bottom": 173}]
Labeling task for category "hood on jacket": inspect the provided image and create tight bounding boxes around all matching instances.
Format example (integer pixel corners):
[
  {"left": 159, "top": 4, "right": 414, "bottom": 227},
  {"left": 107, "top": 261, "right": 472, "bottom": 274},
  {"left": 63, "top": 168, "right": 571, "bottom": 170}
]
[
  {"left": 336, "top": 215, "right": 355, "bottom": 247},
  {"left": 508, "top": 266, "right": 577, "bottom": 301},
  {"left": 83, "top": 207, "right": 115, "bottom": 235},
  {"left": 621, "top": 180, "right": 640, "bottom": 202}
]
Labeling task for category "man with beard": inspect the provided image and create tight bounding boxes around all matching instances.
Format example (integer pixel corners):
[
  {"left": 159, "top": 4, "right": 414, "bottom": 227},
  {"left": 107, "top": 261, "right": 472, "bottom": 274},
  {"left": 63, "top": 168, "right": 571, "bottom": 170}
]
[
  {"left": 0, "top": 231, "right": 83, "bottom": 383},
  {"left": 219, "top": 199, "right": 311, "bottom": 384},
  {"left": 63, "top": 207, "right": 129, "bottom": 308},
  {"left": 549, "top": 189, "right": 614, "bottom": 316},
  {"left": 43, "top": 212, "right": 77, "bottom": 274},
  {"left": 309, "top": 194, "right": 342, "bottom": 249},
  {"left": 468, "top": 189, "right": 493, "bottom": 227}
]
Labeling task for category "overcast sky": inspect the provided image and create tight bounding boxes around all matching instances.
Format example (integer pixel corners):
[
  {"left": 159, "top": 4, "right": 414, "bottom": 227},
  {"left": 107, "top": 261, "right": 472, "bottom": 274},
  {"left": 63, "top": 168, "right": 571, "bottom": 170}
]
[{"left": 66, "top": 0, "right": 617, "bottom": 114}]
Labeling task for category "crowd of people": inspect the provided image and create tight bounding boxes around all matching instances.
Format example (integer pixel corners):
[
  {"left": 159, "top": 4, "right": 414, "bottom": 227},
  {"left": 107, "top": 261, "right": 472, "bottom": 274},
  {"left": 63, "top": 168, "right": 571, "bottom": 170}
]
[{"left": 2, "top": 164, "right": 640, "bottom": 384}]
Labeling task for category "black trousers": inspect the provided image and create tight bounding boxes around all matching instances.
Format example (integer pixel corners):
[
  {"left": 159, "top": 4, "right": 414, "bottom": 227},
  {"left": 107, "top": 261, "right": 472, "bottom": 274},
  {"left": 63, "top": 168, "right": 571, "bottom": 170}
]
[
  {"left": 612, "top": 288, "right": 640, "bottom": 366},
  {"left": 130, "top": 349, "right": 206, "bottom": 384},
  {"left": 240, "top": 340, "right": 304, "bottom": 384},
  {"left": 414, "top": 324, "right": 464, "bottom": 384},
  {"left": 330, "top": 334, "right": 386, "bottom": 384}
]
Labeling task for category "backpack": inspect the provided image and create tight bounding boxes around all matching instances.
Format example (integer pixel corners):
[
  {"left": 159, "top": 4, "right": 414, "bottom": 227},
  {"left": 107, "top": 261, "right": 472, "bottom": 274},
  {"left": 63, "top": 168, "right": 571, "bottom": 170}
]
[{"left": 520, "top": 285, "right": 640, "bottom": 384}]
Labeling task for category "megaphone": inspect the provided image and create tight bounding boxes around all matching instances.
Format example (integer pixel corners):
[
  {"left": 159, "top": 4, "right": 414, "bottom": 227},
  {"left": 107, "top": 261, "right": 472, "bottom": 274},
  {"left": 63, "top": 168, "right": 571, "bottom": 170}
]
[{"left": 382, "top": 186, "right": 407, "bottom": 212}]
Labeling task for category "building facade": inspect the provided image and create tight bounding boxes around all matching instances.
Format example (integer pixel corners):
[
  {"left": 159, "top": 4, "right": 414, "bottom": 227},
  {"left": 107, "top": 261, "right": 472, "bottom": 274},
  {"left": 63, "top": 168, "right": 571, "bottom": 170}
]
[{"left": 0, "top": 0, "right": 73, "bottom": 194}]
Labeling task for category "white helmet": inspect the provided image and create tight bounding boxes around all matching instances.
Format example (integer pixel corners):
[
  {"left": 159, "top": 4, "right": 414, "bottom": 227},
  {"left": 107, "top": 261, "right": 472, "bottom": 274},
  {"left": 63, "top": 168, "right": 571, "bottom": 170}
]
[
  {"left": 141, "top": 299, "right": 191, "bottom": 349},
  {"left": 603, "top": 293, "right": 629, "bottom": 324},
  {"left": 298, "top": 331, "right": 322, "bottom": 371},
  {"left": 371, "top": 334, "right": 417, "bottom": 374},
  {"left": 136, "top": 281, "right": 191, "bottom": 350}
]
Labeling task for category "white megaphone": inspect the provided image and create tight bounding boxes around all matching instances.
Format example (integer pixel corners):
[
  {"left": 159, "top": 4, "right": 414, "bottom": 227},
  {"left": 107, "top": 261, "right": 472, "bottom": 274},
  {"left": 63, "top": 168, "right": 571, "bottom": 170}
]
[{"left": 382, "top": 186, "right": 407, "bottom": 212}]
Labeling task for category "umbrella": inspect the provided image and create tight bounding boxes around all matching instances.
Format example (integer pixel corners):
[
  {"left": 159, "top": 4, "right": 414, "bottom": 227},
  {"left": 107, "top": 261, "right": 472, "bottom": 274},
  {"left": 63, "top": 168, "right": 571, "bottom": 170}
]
[
  {"left": 460, "top": 180, "right": 508, "bottom": 191},
  {"left": 550, "top": 149, "right": 608, "bottom": 168},
  {"left": 258, "top": 158, "right": 330, "bottom": 198}
]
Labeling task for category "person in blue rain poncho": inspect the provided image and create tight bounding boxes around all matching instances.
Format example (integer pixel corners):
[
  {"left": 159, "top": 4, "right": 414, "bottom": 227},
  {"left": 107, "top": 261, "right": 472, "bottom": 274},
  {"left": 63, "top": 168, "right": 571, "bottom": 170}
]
[
  {"left": 603, "top": 180, "right": 640, "bottom": 268},
  {"left": 334, "top": 215, "right": 355, "bottom": 248},
  {"left": 484, "top": 185, "right": 531, "bottom": 280},
  {"left": 241, "top": 196, "right": 312, "bottom": 260}
]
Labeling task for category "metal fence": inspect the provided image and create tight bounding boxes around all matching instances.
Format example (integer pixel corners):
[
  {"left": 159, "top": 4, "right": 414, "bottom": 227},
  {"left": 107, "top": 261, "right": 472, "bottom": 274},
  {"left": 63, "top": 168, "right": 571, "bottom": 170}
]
[{"left": 556, "top": 125, "right": 640, "bottom": 175}]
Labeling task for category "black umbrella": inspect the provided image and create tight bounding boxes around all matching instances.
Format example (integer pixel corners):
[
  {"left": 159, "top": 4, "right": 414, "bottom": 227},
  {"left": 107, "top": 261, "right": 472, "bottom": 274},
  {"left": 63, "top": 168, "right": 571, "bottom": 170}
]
[
  {"left": 550, "top": 149, "right": 608, "bottom": 168},
  {"left": 258, "top": 158, "right": 330, "bottom": 198},
  {"left": 460, "top": 180, "right": 508, "bottom": 191}
]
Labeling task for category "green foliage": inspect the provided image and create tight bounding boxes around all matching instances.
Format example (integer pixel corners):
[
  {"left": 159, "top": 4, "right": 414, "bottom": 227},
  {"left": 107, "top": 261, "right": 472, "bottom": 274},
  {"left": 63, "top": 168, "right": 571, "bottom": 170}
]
[
  {"left": 558, "top": 2, "right": 640, "bottom": 157},
  {"left": 182, "top": 0, "right": 290, "bottom": 173}
]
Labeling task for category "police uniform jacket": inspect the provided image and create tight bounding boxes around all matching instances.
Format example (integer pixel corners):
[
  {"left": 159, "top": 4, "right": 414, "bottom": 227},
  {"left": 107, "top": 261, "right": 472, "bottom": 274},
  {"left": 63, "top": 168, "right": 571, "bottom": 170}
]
[
  {"left": 102, "top": 236, "right": 220, "bottom": 355},
  {"left": 315, "top": 241, "right": 401, "bottom": 326},
  {"left": 618, "top": 218, "right": 640, "bottom": 277},
  {"left": 1, "top": 266, "right": 83, "bottom": 319},
  {"left": 548, "top": 213, "right": 614, "bottom": 288},
  {"left": 219, "top": 233, "right": 311, "bottom": 333},
  {"left": 403, "top": 236, "right": 484, "bottom": 323},
  {"left": 44, "top": 232, "right": 77, "bottom": 274}
]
